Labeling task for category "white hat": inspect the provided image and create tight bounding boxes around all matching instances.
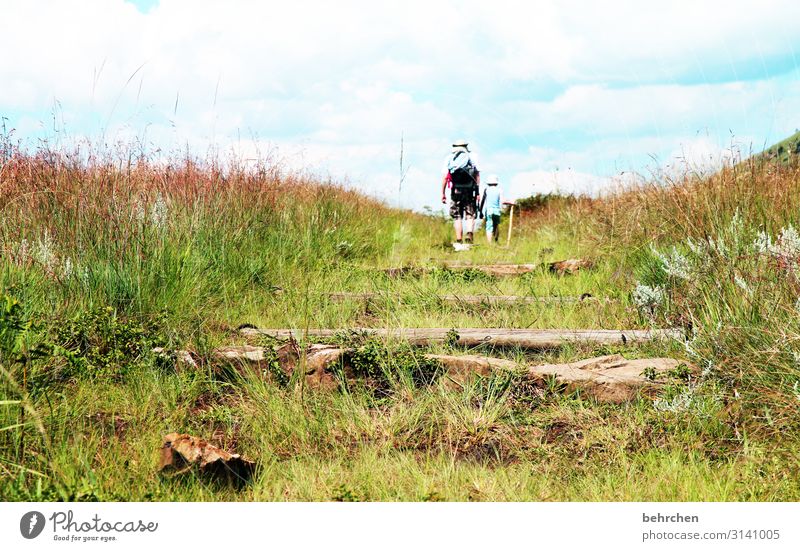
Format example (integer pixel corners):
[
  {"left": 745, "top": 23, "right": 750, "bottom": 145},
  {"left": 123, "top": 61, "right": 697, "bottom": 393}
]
[
  {"left": 485, "top": 174, "right": 500, "bottom": 185},
  {"left": 452, "top": 139, "right": 470, "bottom": 152}
]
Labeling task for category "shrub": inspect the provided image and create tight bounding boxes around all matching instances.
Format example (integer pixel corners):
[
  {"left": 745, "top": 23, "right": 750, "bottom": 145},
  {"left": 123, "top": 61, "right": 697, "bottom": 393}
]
[{"left": 51, "top": 307, "right": 169, "bottom": 382}]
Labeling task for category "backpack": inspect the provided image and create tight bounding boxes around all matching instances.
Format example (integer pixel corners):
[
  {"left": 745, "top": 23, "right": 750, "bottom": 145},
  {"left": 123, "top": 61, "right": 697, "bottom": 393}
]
[{"left": 447, "top": 150, "right": 479, "bottom": 197}]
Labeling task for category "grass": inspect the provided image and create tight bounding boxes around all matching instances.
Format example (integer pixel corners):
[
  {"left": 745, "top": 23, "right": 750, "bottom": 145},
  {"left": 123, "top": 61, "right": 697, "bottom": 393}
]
[
  {"left": 759, "top": 130, "right": 800, "bottom": 164},
  {"left": 1, "top": 136, "right": 799, "bottom": 501}
]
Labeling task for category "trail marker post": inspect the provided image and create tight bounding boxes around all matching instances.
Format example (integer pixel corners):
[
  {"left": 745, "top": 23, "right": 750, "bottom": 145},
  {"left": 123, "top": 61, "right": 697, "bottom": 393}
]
[{"left": 506, "top": 204, "right": 515, "bottom": 247}]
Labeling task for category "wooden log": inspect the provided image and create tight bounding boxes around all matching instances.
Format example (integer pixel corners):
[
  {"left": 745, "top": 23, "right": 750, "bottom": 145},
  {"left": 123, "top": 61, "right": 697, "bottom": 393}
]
[
  {"left": 442, "top": 261, "right": 522, "bottom": 267},
  {"left": 381, "top": 260, "right": 594, "bottom": 278},
  {"left": 381, "top": 263, "right": 539, "bottom": 277},
  {"left": 327, "top": 292, "right": 610, "bottom": 305},
  {"left": 446, "top": 263, "right": 538, "bottom": 276},
  {"left": 240, "top": 327, "right": 682, "bottom": 349}
]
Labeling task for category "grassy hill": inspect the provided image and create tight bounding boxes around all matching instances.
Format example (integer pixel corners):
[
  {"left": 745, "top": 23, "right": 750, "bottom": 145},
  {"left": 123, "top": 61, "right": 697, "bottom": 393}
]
[
  {"left": 2, "top": 138, "right": 799, "bottom": 501},
  {"left": 760, "top": 130, "right": 800, "bottom": 163}
]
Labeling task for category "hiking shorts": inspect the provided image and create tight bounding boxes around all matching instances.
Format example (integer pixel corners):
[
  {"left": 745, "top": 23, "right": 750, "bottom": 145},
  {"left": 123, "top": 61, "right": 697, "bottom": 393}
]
[{"left": 449, "top": 198, "right": 476, "bottom": 220}]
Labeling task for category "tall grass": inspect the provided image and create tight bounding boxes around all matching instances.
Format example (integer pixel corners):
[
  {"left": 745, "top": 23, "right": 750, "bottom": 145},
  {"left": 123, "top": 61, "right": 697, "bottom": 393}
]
[
  {"left": 559, "top": 157, "right": 800, "bottom": 437},
  {"left": 2, "top": 136, "right": 799, "bottom": 501},
  {"left": 0, "top": 138, "right": 446, "bottom": 324}
]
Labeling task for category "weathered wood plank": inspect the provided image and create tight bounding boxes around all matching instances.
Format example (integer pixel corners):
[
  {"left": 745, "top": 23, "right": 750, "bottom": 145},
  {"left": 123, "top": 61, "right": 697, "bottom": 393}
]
[
  {"left": 381, "top": 263, "right": 539, "bottom": 277},
  {"left": 327, "top": 292, "right": 610, "bottom": 304},
  {"left": 381, "top": 259, "right": 594, "bottom": 278},
  {"left": 240, "top": 326, "right": 681, "bottom": 348},
  {"left": 443, "top": 263, "right": 539, "bottom": 276}
]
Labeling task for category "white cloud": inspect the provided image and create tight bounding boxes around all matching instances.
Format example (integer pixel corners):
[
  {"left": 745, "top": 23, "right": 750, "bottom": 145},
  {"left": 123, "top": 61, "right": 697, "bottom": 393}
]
[
  {"left": 510, "top": 169, "right": 609, "bottom": 198},
  {"left": 1, "top": 0, "right": 798, "bottom": 211}
]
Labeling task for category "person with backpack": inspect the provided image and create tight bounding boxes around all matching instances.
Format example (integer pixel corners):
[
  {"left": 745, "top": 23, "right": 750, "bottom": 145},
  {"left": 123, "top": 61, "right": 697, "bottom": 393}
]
[
  {"left": 479, "top": 174, "right": 515, "bottom": 243},
  {"left": 440, "top": 139, "right": 480, "bottom": 244}
]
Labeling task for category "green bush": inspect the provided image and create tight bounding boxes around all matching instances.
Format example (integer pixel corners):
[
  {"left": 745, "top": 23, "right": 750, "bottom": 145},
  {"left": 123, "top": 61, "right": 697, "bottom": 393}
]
[{"left": 52, "top": 307, "right": 169, "bottom": 382}]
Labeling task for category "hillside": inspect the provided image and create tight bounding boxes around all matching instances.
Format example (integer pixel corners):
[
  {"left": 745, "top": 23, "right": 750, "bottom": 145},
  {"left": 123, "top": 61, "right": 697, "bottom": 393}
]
[
  {"left": 760, "top": 130, "right": 800, "bottom": 163},
  {"left": 1, "top": 141, "right": 799, "bottom": 501}
]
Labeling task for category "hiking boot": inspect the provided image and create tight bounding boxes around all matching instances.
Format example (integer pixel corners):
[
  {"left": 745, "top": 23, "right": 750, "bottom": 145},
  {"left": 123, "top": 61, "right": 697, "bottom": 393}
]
[{"left": 465, "top": 232, "right": 473, "bottom": 244}]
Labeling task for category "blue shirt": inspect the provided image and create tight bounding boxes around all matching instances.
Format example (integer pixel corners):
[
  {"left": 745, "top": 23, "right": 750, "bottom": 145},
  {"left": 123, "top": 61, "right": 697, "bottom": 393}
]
[{"left": 483, "top": 185, "right": 502, "bottom": 215}]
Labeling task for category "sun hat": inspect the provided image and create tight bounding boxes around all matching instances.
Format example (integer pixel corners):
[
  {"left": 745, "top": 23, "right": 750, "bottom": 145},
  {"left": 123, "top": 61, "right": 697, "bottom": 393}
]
[
  {"left": 452, "top": 139, "right": 470, "bottom": 152},
  {"left": 485, "top": 174, "right": 500, "bottom": 185}
]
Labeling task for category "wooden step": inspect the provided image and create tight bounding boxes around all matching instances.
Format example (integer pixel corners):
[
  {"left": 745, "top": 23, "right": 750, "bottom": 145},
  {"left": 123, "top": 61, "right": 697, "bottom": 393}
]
[
  {"left": 327, "top": 292, "right": 614, "bottom": 304},
  {"left": 240, "top": 326, "right": 681, "bottom": 349},
  {"left": 381, "top": 259, "right": 592, "bottom": 277},
  {"left": 382, "top": 263, "right": 538, "bottom": 277},
  {"left": 443, "top": 263, "right": 539, "bottom": 276}
]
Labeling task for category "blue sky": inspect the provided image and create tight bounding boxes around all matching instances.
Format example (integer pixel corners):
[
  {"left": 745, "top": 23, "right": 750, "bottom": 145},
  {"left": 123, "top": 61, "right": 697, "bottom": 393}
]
[{"left": 2, "top": 0, "right": 800, "bottom": 210}]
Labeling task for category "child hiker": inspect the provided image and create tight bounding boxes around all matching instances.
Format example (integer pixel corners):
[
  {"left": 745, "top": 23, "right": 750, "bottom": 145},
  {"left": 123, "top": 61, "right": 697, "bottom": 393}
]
[{"left": 479, "top": 174, "right": 515, "bottom": 243}]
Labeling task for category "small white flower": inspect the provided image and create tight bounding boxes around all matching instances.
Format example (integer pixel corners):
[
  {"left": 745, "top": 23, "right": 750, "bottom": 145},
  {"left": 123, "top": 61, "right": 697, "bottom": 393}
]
[
  {"left": 150, "top": 193, "right": 168, "bottom": 228},
  {"left": 777, "top": 225, "right": 800, "bottom": 258},
  {"left": 729, "top": 210, "right": 743, "bottom": 234},
  {"left": 61, "top": 257, "right": 73, "bottom": 279},
  {"left": 682, "top": 338, "right": 701, "bottom": 361},
  {"left": 654, "top": 387, "right": 694, "bottom": 412},
  {"left": 633, "top": 283, "right": 664, "bottom": 313},
  {"left": 753, "top": 230, "right": 773, "bottom": 255},
  {"left": 652, "top": 246, "right": 692, "bottom": 280},
  {"left": 700, "top": 359, "right": 714, "bottom": 378},
  {"left": 686, "top": 237, "right": 705, "bottom": 255},
  {"left": 33, "top": 229, "right": 57, "bottom": 273},
  {"left": 16, "top": 238, "right": 30, "bottom": 263},
  {"left": 754, "top": 225, "right": 800, "bottom": 266},
  {"left": 734, "top": 274, "right": 750, "bottom": 294},
  {"left": 710, "top": 236, "right": 728, "bottom": 257},
  {"left": 727, "top": 210, "right": 746, "bottom": 251},
  {"left": 133, "top": 198, "right": 146, "bottom": 223}
]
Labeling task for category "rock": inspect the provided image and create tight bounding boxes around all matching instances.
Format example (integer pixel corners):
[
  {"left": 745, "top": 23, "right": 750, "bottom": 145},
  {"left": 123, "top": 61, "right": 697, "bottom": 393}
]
[
  {"left": 527, "top": 354, "right": 695, "bottom": 403},
  {"left": 175, "top": 342, "right": 692, "bottom": 403},
  {"left": 301, "top": 345, "right": 351, "bottom": 390},
  {"left": 425, "top": 353, "right": 695, "bottom": 403},
  {"left": 213, "top": 344, "right": 270, "bottom": 364},
  {"left": 426, "top": 354, "right": 517, "bottom": 385},
  {"left": 211, "top": 343, "right": 350, "bottom": 389},
  {"left": 548, "top": 258, "right": 594, "bottom": 275},
  {"left": 159, "top": 432, "right": 256, "bottom": 486},
  {"left": 211, "top": 343, "right": 296, "bottom": 382},
  {"left": 152, "top": 347, "right": 198, "bottom": 372}
]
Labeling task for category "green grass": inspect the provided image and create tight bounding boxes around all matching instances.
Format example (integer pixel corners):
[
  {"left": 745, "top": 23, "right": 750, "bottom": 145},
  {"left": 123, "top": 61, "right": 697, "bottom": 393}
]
[
  {"left": 1, "top": 142, "right": 799, "bottom": 501},
  {"left": 759, "top": 130, "right": 800, "bottom": 164}
]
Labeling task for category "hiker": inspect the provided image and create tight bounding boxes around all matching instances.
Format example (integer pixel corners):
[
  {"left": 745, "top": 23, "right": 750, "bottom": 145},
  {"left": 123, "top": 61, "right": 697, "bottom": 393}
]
[
  {"left": 441, "top": 139, "right": 480, "bottom": 244},
  {"left": 479, "top": 174, "right": 515, "bottom": 243}
]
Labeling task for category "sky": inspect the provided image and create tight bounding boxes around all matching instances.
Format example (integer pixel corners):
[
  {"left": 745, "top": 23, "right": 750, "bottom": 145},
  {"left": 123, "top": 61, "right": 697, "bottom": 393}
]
[{"left": 2, "top": 0, "right": 799, "bottom": 211}]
